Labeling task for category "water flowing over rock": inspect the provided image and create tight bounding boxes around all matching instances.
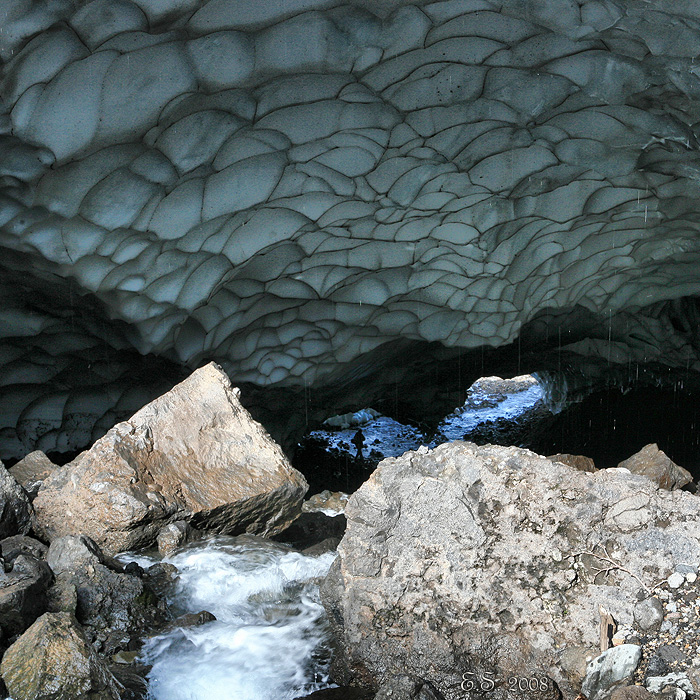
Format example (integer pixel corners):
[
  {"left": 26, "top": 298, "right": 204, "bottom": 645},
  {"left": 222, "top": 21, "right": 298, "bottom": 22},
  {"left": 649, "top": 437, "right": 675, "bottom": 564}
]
[
  {"left": 0, "top": 612, "right": 123, "bottom": 700},
  {"left": 33, "top": 363, "right": 308, "bottom": 555},
  {"left": 322, "top": 442, "right": 700, "bottom": 699}
]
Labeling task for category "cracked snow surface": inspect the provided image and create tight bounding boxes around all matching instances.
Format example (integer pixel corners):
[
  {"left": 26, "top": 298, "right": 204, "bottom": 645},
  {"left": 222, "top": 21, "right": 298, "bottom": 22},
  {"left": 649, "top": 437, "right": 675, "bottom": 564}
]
[{"left": 5, "top": 0, "right": 700, "bottom": 456}]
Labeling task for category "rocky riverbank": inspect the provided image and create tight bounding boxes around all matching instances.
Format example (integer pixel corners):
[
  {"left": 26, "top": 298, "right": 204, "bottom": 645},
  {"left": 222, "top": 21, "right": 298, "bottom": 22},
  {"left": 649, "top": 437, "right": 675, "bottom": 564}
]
[
  {"left": 0, "top": 363, "right": 699, "bottom": 700},
  {"left": 0, "top": 362, "right": 311, "bottom": 699}
]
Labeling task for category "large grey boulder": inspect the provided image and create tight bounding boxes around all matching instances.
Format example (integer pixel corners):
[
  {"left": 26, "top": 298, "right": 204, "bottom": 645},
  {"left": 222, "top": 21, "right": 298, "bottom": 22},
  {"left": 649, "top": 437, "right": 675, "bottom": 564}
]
[
  {"left": 0, "top": 612, "right": 123, "bottom": 700},
  {"left": 322, "top": 442, "right": 700, "bottom": 700},
  {"left": 0, "top": 462, "right": 33, "bottom": 538},
  {"left": 33, "top": 362, "right": 308, "bottom": 554},
  {"left": 617, "top": 444, "right": 692, "bottom": 490}
]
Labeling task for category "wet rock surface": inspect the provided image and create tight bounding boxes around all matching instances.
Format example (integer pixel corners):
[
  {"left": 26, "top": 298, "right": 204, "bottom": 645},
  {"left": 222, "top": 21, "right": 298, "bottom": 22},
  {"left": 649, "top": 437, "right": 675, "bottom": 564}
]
[
  {"left": 322, "top": 442, "right": 700, "bottom": 700},
  {"left": 33, "top": 362, "right": 308, "bottom": 555}
]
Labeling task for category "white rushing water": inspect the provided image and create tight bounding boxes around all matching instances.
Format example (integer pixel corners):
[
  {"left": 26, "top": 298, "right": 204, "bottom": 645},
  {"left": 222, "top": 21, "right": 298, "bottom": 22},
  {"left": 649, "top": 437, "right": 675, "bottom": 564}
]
[{"left": 122, "top": 536, "right": 336, "bottom": 700}]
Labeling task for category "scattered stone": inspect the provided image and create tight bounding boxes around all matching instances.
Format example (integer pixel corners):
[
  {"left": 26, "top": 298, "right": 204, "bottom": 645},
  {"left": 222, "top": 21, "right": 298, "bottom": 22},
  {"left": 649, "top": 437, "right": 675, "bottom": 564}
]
[
  {"left": 667, "top": 573, "right": 685, "bottom": 589},
  {"left": 0, "top": 552, "right": 52, "bottom": 640},
  {"left": 559, "top": 646, "right": 599, "bottom": 684},
  {"left": 302, "top": 490, "right": 350, "bottom": 515},
  {"left": 143, "top": 562, "right": 179, "bottom": 600},
  {"left": 645, "top": 673, "right": 694, "bottom": 696},
  {"left": 374, "top": 674, "right": 445, "bottom": 699},
  {"left": 686, "top": 573, "right": 697, "bottom": 584},
  {"left": 8, "top": 451, "right": 57, "bottom": 499},
  {"left": 0, "top": 535, "right": 48, "bottom": 567},
  {"left": 547, "top": 453, "right": 597, "bottom": 472},
  {"left": 33, "top": 363, "right": 308, "bottom": 555},
  {"left": 609, "top": 686, "right": 655, "bottom": 700},
  {"left": 46, "top": 535, "right": 168, "bottom": 652},
  {"left": 647, "top": 646, "right": 687, "bottom": 678},
  {"left": 110, "top": 663, "right": 150, "bottom": 700},
  {"left": 160, "top": 610, "right": 216, "bottom": 635},
  {"left": 617, "top": 444, "right": 692, "bottom": 491},
  {"left": 583, "top": 645, "right": 643, "bottom": 700},
  {"left": 123, "top": 562, "right": 144, "bottom": 577},
  {"left": 157, "top": 521, "right": 192, "bottom": 557},
  {"left": 323, "top": 442, "right": 700, "bottom": 699},
  {"left": 634, "top": 598, "right": 665, "bottom": 633},
  {"left": 47, "top": 577, "right": 78, "bottom": 615},
  {"left": 0, "top": 612, "right": 123, "bottom": 700},
  {"left": 0, "top": 462, "right": 33, "bottom": 539},
  {"left": 112, "top": 650, "right": 140, "bottom": 665}
]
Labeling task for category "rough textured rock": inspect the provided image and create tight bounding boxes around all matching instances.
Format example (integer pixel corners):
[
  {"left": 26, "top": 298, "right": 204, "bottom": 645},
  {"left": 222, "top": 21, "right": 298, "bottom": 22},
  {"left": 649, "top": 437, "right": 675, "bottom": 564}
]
[
  {"left": 617, "top": 444, "right": 693, "bottom": 490},
  {"left": 46, "top": 535, "right": 167, "bottom": 653},
  {"left": 609, "top": 687, "right": 655, "bottom": 700},
  {"left": 0, "top": 612, "right": 123, "bottom": 700},
  {"left": 0, "top": 551, "right": 52, "bottom": 640},
  {"left": 303, "top": 491, "right": 350, "bottom": 515},
  {"left": 33, "top": 363, "right": 307, "bottom": 554},
  {"left": 633, "top": 598, "right": 665, "bottom": 633},
  {"left": 645, "top": 673, "right": 695, "bottom": 697},
  {"left": 8, "top": 451, "right": 57, "bottom": 499},
  {"left": 582, "top": 645, "right": 643, "bottom": 700},
  {"left": 0, "top": 462, "right": 33, "bottom": 539},
  {"left": 374, "top": 675, "right": 445, "bottom": 700},
  {"left": 323, "top": 442, "right": 700, "bottom": 699},
  {"left": 0, "top": 535, "right": 48, "bottom": 567},
  {"left": 547, "top": 453, "right": 597, "bottom": 473},
  {"left": 156, "top": 521, "right": 192, "bottom": 557}
]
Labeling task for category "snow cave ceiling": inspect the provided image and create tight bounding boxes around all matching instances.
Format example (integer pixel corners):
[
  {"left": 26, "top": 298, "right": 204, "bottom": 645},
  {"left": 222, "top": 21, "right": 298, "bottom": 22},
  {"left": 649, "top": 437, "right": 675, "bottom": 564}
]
[{"left": 4, "top": 0, "right": 700, "bottom": 459}]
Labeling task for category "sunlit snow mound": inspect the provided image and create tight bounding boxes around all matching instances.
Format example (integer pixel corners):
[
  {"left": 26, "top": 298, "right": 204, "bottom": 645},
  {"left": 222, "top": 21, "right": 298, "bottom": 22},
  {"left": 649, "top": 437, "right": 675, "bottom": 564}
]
[{"left": 4, "top": 0, "right": 700, "bottom": 457}]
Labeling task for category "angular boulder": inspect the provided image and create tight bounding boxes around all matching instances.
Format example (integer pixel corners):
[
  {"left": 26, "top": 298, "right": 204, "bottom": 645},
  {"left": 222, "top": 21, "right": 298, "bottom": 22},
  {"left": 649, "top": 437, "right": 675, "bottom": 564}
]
[
  {"left": 0, "top": 462, "right": 33, "bottom": 539},
  {"left": 8, "top": 451, "right": 57, "bottom": 499},
  {"left": 0, "top": 612, "right": 123, "bottom": 700},
  {"left": 33, "top": 363, "right": 308, "bottom": 554},
  {"left": 322, "top": 442, "right": 700, "bottom": 700},
  {"left": 617, "top": 443, "right": 692, "bottom": 490}
]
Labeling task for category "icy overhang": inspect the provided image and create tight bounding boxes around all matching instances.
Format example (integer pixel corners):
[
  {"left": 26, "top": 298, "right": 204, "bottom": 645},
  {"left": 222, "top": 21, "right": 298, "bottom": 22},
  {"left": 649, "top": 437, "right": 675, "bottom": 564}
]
[{"left": 3, "top": 0, "right": 700, "bottom": 457}]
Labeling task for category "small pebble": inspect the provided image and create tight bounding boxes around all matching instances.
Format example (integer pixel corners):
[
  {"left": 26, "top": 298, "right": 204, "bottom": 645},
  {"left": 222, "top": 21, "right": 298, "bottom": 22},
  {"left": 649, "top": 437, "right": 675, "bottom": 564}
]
[
  {"left": 668, "top": 573, "right": 685, "bottom": 589},
  {"left": 686, "top": 573, "right": 697, "bottom": 584}
]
